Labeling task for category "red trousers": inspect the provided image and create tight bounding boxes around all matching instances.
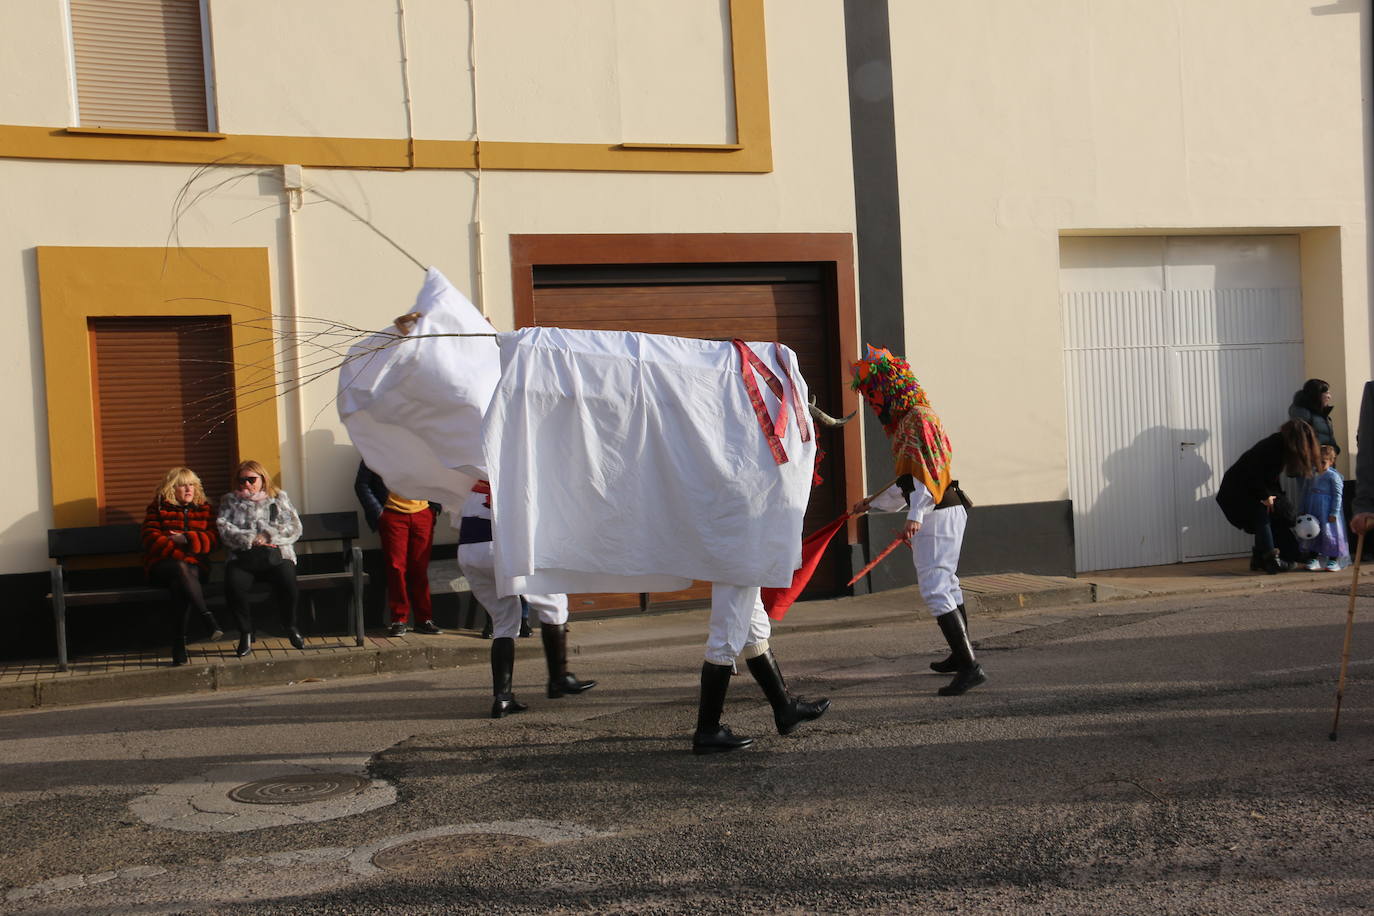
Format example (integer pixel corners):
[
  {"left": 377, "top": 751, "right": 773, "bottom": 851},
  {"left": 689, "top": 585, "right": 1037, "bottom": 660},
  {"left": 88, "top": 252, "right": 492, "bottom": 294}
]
[{"left": 377, "top": 508, "right": 435, "bottom": 624}]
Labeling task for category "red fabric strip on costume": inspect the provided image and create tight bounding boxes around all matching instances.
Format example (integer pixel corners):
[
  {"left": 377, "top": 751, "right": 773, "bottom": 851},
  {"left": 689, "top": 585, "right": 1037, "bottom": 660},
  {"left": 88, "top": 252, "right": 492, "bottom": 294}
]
[{"left": 732, "top": 339, "right": 792, "bottom": 465}]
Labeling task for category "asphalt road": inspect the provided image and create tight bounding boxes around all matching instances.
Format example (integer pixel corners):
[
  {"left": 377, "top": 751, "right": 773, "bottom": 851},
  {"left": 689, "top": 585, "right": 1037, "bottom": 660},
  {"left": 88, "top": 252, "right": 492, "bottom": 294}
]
[{"left": 2, "top": 585, "right": 1373, "bottom": 914}]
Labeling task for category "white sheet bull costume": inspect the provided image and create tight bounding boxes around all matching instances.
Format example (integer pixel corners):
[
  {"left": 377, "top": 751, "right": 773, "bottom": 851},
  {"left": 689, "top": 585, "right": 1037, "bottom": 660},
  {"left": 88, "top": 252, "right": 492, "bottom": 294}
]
[{"left": 338, "top": 270, "right": 828, "bottom": 752}]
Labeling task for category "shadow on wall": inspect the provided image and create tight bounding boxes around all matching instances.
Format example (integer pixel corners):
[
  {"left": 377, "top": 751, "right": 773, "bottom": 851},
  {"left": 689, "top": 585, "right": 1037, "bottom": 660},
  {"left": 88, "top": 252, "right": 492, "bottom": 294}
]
[{"left": 1076, "top": 425, "right": 1214, "bottom": 571}]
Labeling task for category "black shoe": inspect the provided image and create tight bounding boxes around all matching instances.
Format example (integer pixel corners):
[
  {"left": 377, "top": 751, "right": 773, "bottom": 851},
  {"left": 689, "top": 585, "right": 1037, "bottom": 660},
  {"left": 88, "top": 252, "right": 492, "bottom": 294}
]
[
  {"left": 235, "top": 632, "right": 254, "bottom": 658},
  {"left": 519, "top": 619, "right": 533, "bottom": 638},
  {"left": 745, "top": 649, "right": 830, "bottom": 735},
  {"left": 491, "top": 694, "right": 529, "bottom": 718},
  {"left": 202, "top": 611, "right": 224, "bottom": 642},
  {"left": 547, "top": 672, "right": 597, "bottom": 698},
  {"left": 414, "top": 620, "right": 442, "bottom": 635},
  {"left": 480, "top": 616, "right": 493, "bottom": 639},
  {"left": 931, "top": 604, "right": 969, "bottom": 673},
  {"left": 939, "top": 664, "right": 988, "bottom": 696},
  {"left": 692, "top": 724, "right": 754, "bottom": 755},
  {"left": 171, "top": 646, "right": 189, "bottom": 667},
  {"left": 387, "top": 622, "right": 407, "bottom": 638},
  {"left": 1262, "top": 549, "right": 1292, "bottom": 575},
  {"left": 287, "top": 628, "right": 305, "bottom": 650},
  {"left": 1249, "top": 548, "right": 1266, "bottom": 572}
]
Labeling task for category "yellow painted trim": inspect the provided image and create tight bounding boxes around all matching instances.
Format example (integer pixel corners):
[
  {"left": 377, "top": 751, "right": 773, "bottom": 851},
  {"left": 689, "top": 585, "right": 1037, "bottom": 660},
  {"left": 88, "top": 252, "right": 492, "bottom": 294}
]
[
  {"left": 0, "top": 0, "right": 771, "bottom": 174},
  {"left": 37, "top": 247, "right": 281, "bottom": 527},
  {"left": 63, "top": 126, "right": 227, "bottom": 140}
]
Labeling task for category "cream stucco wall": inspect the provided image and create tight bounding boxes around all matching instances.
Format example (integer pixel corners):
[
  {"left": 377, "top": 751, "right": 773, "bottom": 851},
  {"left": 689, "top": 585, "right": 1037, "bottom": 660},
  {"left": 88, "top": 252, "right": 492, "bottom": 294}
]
[
  {"left": 889, "top": 0, "right": 1369, "bottom": 506},
  {"left": 0, "top": 0, "right": 854, "bottom": 575}
]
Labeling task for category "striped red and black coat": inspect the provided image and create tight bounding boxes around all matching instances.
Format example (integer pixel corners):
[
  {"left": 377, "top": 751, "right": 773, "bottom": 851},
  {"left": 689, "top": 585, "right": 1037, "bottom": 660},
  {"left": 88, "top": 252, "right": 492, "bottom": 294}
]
[{"left": 141, "top": 498, "right": 219, "bottom": 572}]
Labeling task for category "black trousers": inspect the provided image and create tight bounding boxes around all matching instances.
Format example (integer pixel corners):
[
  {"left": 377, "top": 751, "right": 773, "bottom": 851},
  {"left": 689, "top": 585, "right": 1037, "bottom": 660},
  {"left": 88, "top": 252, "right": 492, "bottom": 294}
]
[
  {"left": 148, "top": 559, "right": 210, "bottom": 657},
  {"left": 224, "top": 559, "right": 298, "bottom": 635}
]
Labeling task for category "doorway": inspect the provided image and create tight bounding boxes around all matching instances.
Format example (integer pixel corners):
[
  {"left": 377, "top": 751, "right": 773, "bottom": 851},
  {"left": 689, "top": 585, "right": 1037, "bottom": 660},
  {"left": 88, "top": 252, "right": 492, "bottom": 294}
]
[{"left": 1060, "top": 235, "right": 1304, "bottom": 572}]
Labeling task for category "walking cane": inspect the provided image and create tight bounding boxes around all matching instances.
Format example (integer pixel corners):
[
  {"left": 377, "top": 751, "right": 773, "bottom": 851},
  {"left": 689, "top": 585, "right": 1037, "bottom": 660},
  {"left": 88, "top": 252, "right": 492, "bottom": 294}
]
[{"left": 1330, "top": 529, "right": 1366, "bottom": 741}]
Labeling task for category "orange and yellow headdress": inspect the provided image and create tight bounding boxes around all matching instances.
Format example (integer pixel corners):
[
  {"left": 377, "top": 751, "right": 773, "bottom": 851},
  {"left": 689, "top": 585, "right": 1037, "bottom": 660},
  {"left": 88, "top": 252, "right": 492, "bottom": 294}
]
[{"left": 850, "top": 344, "right": 953, "bottom": 504}]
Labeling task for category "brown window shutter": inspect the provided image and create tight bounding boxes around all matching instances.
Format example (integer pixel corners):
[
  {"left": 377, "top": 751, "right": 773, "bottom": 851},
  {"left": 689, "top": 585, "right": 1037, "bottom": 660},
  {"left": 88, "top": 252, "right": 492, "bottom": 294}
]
[
  {"left": 89, "top": 317, "right": 238, "bottom": 524},
  {"left": 70, "top": 0, "right": 210, "bottom": 131}
]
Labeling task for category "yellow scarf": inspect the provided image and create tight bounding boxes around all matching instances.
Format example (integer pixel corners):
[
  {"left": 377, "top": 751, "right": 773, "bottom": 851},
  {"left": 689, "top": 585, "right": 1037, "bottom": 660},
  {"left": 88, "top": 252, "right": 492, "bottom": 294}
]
[{"left": 890, "top": 404, "right": 953, "bottom": 504}]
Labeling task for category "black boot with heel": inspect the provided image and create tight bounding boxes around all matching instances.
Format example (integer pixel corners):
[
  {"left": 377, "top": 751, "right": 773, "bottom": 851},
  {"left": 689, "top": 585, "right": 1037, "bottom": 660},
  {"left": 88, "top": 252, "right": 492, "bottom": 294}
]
[
  {"left": 692, "top": 662, "right": 753, "bottom": 754},
  {"left": 542, "top": 623, "right": 597, "bottom": 698},
  {"left": 745, "top": 649, "right": 830, "bottom": 735},
  {"left": 930, "top": 604, "right": 969, "bottom": 673},
  {"left": 490, "top": 637, "right": 528, "bottom": 718},
  {"left": 935, "top": 609, "right": 986, "bottom": 696}
]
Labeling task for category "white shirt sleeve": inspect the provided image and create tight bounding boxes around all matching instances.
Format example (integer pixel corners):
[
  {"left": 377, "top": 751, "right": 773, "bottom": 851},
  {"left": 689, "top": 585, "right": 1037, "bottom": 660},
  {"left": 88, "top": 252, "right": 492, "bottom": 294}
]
[
  {"left": 868, "top": 483, "right": 909, "bottom": 514},
  {"left": 907, "top": 483, "right": 935, "bottom": 526}
]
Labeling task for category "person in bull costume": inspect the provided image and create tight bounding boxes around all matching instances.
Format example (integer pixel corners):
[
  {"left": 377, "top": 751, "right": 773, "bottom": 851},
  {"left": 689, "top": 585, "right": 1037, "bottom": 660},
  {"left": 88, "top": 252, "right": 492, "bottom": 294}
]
[
  {"left": 456, "top": 480, "right": 597, "bottom": 718},
  {"left": 849, "top": 345, "right": 986, "bottom": 696}
]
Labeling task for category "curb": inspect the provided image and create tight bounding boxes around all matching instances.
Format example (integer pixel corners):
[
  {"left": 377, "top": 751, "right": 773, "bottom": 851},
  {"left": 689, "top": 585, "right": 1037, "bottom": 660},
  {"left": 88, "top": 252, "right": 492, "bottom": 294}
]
[{"left": 0, "top": 577, "right": 1103, "bottom": 713}]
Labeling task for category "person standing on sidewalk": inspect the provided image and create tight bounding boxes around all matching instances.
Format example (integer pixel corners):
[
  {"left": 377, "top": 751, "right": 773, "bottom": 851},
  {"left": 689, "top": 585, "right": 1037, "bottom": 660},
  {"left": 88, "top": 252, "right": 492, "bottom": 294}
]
[
  {"left": 848, "top": 345, "right": 985, "bottom": 697},
  {"left": 355, "top": 461, "right": 442, "bottom": 637}
]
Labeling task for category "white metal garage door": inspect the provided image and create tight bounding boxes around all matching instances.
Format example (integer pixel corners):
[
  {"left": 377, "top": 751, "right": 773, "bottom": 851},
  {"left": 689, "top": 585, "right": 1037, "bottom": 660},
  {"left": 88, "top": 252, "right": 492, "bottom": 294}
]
[{"left": 1060, "top": 236, "right": 1303, "bottom": 572}]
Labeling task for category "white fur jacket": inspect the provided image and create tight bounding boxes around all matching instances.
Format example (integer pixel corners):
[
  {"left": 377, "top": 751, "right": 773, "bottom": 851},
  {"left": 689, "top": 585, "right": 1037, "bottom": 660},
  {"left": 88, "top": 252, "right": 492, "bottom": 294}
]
[{"left": 216, "top": 490, "right": 303, "bottom": 564}]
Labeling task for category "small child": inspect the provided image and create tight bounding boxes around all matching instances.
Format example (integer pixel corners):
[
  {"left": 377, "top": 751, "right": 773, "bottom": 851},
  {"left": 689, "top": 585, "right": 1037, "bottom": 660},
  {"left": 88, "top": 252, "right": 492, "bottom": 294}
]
[{"left": 1299, "top": 445, "right": 1349, "bottom": 571}]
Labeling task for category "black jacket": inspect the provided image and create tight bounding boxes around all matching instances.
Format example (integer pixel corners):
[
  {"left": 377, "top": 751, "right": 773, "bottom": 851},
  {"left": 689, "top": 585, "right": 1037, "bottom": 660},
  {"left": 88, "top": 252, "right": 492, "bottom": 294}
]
[
  {"left": 1216, "top": 433, "right": 1287, "bottom": 533},
  {"left": 353, "top": 461, "right": 440, "bottom": 532},
  {"left": 1288, "top": 388, "right": 1339, "bottom": 454}
]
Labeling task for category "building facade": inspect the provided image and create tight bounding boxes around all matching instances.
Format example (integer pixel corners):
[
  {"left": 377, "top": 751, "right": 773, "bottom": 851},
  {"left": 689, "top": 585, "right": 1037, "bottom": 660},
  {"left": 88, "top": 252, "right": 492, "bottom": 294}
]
[{"left": 1, "top": 1, "right": 1369, "bottom": 655}]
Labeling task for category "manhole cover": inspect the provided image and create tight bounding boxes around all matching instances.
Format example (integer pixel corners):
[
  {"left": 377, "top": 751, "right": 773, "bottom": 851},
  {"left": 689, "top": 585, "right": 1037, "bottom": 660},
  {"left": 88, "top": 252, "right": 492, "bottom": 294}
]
[
  {"left": 227, "top": 773, "right": 371, "bottom": 805},
  {"left": 372, "top": 833, "right": 543, "bottom": 871}
]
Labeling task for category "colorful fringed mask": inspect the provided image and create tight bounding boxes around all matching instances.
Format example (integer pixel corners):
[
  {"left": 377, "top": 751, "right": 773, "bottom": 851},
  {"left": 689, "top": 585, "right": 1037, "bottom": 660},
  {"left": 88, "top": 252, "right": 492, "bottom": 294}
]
[
  {"left": 849, "top": 344, "right": 928, "bottom": 433},
  {"left": 850, "top": 344, "right": 953, "bottom": 504}
]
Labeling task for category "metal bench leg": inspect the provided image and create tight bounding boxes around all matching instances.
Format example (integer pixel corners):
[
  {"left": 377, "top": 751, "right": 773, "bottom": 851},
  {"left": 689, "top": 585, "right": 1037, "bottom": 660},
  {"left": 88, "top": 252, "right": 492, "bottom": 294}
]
[
  {"left": 351, "top": 546, "right": 365, "bottom": 646},
  {"left": 50, "top": 568, "right": 68, "bottom": 672}
]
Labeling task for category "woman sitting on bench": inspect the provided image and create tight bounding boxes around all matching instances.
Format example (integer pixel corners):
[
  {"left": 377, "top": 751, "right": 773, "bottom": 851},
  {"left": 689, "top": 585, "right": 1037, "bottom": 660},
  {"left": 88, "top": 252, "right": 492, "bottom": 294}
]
[
  {"left": 141, "top": 467, "right": 222, "bottom": 666},
  {"left": 217, "top": 460, "right": 305, "bottom": 657}
]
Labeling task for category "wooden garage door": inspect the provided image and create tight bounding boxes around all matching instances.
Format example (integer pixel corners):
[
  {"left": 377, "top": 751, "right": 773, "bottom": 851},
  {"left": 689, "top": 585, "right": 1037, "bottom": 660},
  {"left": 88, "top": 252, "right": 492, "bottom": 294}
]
[
  {"left": 531, "top": 263, "right": 846, "bottom": 614},
  {"left": 89, "top": 316, "right": 238, "bottom": 523}
]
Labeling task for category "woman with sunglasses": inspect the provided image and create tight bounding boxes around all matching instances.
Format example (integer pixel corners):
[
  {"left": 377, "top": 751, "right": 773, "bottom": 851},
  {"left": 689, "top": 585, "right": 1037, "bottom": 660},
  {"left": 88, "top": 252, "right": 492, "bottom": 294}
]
[
  {"left": 216, "top": 460, "right": 305, "bottom": 656},
  {"left": 142, "top": 466, "right": 222, "bottom": 665}
]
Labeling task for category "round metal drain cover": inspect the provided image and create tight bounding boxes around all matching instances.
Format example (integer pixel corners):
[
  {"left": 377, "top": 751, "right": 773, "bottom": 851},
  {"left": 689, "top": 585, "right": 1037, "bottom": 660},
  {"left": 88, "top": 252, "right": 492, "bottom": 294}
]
[
  {"left": 227, "top": 773, "right": 371, "bottom": 805},
  {"left": 372, "top": 833, "right": 542, "bottom": 872}
]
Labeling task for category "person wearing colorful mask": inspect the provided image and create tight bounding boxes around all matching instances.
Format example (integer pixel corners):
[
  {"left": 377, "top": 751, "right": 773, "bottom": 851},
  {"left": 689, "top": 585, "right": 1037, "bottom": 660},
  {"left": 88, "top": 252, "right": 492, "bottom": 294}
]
[{"left": 849, "top": 345, "right": 985, "bottom": 696}]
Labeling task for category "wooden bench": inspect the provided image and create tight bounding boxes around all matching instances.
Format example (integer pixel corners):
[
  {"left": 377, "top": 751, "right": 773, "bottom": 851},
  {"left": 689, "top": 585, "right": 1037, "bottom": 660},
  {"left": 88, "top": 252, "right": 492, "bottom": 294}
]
[{"left": 47, "top": 511, "right": 368, "bottom": 670}]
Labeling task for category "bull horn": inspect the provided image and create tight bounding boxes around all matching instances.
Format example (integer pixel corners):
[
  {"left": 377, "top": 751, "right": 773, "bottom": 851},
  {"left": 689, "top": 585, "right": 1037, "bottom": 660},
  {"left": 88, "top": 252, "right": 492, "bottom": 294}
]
[{"left": 808, "top": 395, "right": 857, "bottom": 427}]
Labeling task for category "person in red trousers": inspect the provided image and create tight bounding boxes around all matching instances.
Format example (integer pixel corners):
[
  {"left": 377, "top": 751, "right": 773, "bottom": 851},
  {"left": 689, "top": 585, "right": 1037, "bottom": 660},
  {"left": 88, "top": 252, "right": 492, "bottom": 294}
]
[{"left": 355, "top": 461, "right": 443, "bottom": 637}]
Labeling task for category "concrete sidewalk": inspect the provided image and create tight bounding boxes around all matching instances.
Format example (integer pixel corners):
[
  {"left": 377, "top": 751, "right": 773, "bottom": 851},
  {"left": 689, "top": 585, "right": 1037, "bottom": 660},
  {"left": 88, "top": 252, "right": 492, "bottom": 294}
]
[{"left": 3, "top": 556, "right": 1370, "bottom": 712}]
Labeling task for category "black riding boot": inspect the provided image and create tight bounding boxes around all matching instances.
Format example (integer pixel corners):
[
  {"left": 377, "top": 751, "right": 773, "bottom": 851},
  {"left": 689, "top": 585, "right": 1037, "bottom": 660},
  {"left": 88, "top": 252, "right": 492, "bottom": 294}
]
[
  {"left": 692, "top": 662, "right": 754, "bottom": 754},
  {"left": 490, "top": 637, "right": 528, "bottom": 718},
  {"left": 745, "top": 649, "right": 830, "bottom": 735},
  {"left": 930, "top": 604, "right": 969, "bottom": 673},
  {"left": 541, "top": 623, "right": 597, "bottom": 698},
  {"left": 935, "top": 609, "right": 987, "bottom": 696}
]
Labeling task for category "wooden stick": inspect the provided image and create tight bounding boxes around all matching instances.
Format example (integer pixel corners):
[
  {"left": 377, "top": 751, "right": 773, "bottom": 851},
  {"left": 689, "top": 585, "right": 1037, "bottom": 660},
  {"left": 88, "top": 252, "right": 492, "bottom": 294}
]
[
  {"left": 847, "top": 531, "right": 911, "bottom": 587},
  {"left": 1330, "top": 529, "right": 1366, "bottom": 741}
]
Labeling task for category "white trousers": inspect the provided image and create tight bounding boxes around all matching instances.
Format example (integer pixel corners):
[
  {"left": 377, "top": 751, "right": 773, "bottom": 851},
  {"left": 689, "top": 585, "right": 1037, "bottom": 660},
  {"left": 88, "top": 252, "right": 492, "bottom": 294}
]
[
  {"left": 457, "top": 540, "right": 568, "bottom": 639},
  {"left": 705, "top": 583, "right": 772, "bottom": 666},
  {"left": 912, "top": 505, "right": 967, "bottom": 617}
]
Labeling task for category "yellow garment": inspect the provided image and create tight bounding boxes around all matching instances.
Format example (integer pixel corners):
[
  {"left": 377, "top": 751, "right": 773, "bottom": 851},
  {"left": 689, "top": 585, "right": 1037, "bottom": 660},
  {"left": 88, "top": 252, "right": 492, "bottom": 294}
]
[
  {"left": 890, "top": 405, "right": 953, "bottom": 505},
  {"left": 385, "top": 493, "right": 429, "bottom": 514}
]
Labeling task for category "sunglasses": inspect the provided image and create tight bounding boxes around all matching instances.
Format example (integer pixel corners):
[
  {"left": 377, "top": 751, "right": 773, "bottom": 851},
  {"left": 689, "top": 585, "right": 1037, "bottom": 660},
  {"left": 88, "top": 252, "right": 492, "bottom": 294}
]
[{"left": 238, "top": 476, "right": 261, "bottom": 485}]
